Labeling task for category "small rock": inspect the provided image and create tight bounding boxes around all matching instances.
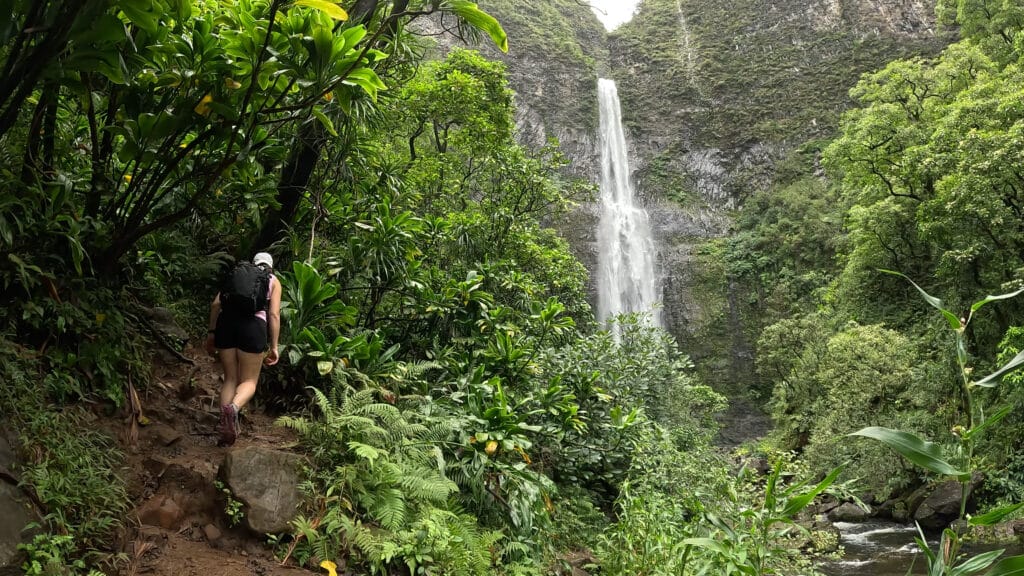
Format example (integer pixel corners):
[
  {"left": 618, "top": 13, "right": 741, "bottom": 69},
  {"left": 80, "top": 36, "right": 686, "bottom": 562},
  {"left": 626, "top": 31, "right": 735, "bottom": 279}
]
[
  {"left": 202, "top": 524, "right": 222, "bottom": 542},
  {"left": 150, "top": 424, "right": 183, "bottom": 447},
  {"left": 139, "top": 497, "right": 183, "bottom": 530},
  {"left": 136, "top": 525, "right": 165, "bottom": 541},
  {"left": 142, "top": 455, "right": 172, "bottom": 476}
]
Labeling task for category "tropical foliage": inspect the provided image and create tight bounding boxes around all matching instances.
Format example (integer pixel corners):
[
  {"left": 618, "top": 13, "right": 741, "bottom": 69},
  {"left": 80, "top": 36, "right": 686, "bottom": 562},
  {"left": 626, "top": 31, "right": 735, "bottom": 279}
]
[{"left": 8, "top": 0, "right": 1024, "bottom": 575}]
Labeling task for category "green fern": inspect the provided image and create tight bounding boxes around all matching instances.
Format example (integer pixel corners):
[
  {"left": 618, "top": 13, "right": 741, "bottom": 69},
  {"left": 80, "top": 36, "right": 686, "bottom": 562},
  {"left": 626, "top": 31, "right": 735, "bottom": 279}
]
[{"left": 281, "top": 384, "right": 496, "bottom": 575}]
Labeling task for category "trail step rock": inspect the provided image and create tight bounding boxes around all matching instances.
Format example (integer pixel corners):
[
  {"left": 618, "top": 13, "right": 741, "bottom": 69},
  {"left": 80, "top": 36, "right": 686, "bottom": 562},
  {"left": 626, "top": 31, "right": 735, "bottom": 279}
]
[{"left": 220, "top": 447, "right": 304, "bottom": 534}]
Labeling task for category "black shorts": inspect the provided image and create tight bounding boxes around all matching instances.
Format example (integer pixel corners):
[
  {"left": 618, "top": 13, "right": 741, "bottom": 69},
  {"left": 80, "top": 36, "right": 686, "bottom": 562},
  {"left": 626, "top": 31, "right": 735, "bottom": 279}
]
[{"left": 214, "top": 313, "right": 268, "bottom": 354}]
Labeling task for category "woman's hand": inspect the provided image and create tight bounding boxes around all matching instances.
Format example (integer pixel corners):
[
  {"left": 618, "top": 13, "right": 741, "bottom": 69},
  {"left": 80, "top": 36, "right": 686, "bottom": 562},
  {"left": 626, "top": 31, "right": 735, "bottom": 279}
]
[
  {"left": 205, "top": 333, "right": 217, "bottom": 356},
  {"left": 264, "top": 346, "right": 279, "bottom": 366}
]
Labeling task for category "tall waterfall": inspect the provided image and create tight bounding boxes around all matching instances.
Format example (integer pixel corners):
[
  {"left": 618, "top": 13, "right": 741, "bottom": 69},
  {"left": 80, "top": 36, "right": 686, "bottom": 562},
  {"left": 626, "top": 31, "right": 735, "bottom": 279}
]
[{"left": 595, "top": 78, "right": 662, "bottom": 332}]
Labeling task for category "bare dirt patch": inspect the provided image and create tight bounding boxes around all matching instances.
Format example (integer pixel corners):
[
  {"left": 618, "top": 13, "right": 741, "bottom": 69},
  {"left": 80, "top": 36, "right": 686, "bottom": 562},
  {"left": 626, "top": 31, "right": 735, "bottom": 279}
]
[{"left": 113, "top": 346, "right": 316, "bottom": 576}]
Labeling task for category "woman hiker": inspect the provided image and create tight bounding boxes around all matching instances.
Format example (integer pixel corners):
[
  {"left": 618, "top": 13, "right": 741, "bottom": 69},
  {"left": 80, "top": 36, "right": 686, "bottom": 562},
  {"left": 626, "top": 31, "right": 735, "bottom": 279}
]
[{"left": 204, "top": 252, "right": 281, "bottom": 445}]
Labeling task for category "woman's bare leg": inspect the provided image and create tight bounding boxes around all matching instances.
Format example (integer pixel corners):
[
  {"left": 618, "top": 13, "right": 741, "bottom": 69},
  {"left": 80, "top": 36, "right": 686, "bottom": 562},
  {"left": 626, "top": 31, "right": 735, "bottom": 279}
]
[
  {"left": 231, "top": 350, "right": 264, "bottom": 410},
  {"left": 219, "top": 348, "right": 239, "bottom": 406}
]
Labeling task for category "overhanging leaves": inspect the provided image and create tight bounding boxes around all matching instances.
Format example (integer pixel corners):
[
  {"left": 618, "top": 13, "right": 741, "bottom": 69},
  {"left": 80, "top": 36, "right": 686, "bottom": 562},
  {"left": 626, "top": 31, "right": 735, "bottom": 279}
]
[
  {"left": 444, "top": 0, "right": 508, "bottom": 53},
  {"left": 878, "top": 269, "right": 961, "bottom": 330},
  {"left": 850, "top": 427, "right": 968, "bottom": 479},
  {"left": 975, "top": 350, "right": 1024, "bottom": 388}
]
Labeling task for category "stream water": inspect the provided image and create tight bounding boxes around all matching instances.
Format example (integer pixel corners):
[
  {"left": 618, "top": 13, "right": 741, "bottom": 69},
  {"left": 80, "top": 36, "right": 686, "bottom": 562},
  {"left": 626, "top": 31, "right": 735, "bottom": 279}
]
[
  {"left": 821, "top": 521, "right": 1022, "bottom": 576},
  {"left": 822, "top": 521, "right": 924, "bottom": 575}
]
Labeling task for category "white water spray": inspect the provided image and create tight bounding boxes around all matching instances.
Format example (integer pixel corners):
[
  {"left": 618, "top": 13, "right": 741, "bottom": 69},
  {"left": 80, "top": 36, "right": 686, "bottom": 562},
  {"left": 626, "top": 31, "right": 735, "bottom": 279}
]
[{"left": 595, "top": 78, "right": 662, "bottom": 332}]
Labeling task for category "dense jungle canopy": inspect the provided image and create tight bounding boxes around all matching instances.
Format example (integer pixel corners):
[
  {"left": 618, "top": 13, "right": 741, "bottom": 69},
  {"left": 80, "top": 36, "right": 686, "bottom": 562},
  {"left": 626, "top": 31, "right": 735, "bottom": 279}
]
[{"left": 2, "top": 1, "right": 1024, "bottom": 575}]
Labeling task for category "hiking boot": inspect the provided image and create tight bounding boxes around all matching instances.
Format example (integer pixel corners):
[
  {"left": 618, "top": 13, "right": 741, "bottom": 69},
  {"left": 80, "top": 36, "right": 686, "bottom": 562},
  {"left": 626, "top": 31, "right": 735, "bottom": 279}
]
[{"left": 219, "top": 403, "right": 239, "bottom": 446}]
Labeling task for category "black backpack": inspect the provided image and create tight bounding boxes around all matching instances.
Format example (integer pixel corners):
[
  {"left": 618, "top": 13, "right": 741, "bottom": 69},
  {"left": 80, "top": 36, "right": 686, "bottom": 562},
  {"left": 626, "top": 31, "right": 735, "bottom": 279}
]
[{"left": 220, "top": 261, "right": 271, "bottom": 315}]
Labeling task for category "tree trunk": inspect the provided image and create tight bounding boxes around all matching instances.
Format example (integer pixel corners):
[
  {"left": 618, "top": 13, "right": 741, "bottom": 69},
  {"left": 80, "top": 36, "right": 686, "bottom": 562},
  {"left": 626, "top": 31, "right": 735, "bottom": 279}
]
[{"left": 252, "top": 122, "right": 327, "bottom": 251}]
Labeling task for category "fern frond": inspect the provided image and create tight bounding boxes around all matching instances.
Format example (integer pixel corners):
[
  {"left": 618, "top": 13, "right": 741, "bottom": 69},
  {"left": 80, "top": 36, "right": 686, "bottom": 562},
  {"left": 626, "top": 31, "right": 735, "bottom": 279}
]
[
  {"left": 398, "top": 472, "right": 457, "bottom": 503},
  {"left": 368, "top": 488, "right": 407, "bottom": 531}
]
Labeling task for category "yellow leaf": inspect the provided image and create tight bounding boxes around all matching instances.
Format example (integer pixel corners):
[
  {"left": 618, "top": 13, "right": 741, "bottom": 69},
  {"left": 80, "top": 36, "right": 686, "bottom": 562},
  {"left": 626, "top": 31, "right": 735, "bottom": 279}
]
[
  {"left": 225, "top": 78, "right": 242, "bottom": 89},
  {"left": 194, "top": 93, "right": 213, "bottom": 116},
  {"left": 319, "top": 560, "right": 337, "bottom": 576},
  {"left": 485, "top": 440, "right": 498, "bottom": 455},
  {"left": 123, "top": 174, "right": 132, "bottom": 183},
  {"left": 294, "top": 0, "right": 349, "bottom": 21},
  {"left": 95, "top": 313, "right": 106, "bottom": 325},
  {"left": 323, "top": 91, "right": 333, "bottom": 102}
]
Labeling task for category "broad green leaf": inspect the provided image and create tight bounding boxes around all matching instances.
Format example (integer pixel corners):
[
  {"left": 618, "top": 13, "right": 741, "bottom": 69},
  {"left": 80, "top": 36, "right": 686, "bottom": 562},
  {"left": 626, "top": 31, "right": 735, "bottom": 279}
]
[
  {"left": 781, "top": 465, "right": 844, "bottom": 518},
  {"left": 879, "top": 269, "right": 961, "bottom": 330},
  {"left": 982, "top": 555, "right": 1024, "bottom": 575},
  {"left": 339, "top": 24, "right": 367, "bottom": 53},
  {"left": 294, "top": 0, "right": 349, "bottom": 20},
  {"left": 312, "top": 107, "right": 338, "bottom": 137},
  {"left": 970, "top": 287, "right": 1024, "bottom": 313},
  {"left": 444, "top": 0, "right": 508, "bottom": 53},
  {"left": 120, "top": 0, "right": 160, "bottom": 34},
  {"left": 953, "top": 550, "right": 1005, "bottom": 576},
  {"left": 851, "top": 427, "right": 968, "bottom": 479},
  {"left": 970, "top": 503, "right": 1024, "bottom": 526},
  {"left": 975, "top": 350, "right": 1024, "bottom": 388},
  {"left": 343, "top": 68, "right": 387, "bottom": 101}
]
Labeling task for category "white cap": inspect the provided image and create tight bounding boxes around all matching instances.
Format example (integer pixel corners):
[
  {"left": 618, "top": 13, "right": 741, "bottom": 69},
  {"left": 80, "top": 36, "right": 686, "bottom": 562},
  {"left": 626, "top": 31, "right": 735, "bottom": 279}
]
[{"left": 253, "top": 252, "right": 273, "bottom": 269}]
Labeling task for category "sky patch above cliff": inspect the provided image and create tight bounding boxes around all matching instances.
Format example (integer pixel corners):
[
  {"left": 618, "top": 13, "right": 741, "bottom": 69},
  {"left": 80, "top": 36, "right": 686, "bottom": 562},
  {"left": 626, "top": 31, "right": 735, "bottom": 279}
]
[{"left": 590, "top": 0, "right": 639, "bottom": 30}]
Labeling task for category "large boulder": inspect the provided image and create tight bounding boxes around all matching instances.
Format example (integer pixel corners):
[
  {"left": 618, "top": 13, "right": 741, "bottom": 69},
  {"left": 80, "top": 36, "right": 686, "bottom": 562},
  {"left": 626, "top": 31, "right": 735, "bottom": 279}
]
[
  {"left": 827, "top": 502, "right": 870, "bottom": 522},
  {"left": 914, "top": 475, "right": 982, "bottom": 530},
  {"left": 219, "top": 447, "right": 304, "bottom": 534}
]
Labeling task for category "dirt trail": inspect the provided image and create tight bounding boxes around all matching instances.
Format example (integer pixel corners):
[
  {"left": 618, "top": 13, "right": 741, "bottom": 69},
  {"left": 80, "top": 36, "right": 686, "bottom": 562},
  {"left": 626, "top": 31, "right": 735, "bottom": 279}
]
[{"left": 118, "top": 346, "right": 317, "bottom": 576}]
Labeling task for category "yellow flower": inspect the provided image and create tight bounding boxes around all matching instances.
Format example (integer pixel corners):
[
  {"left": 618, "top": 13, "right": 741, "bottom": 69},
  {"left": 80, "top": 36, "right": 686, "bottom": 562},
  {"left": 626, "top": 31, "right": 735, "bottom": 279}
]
[
  {"left": 323, "top": 91, "right": 334, "bottom": 102},
  {"left": 319, "top": 560, "right": 337, "bottom": 576},
  {"left": 485, "top": 440, "right": 498, "bottom": 456},
  {"left": 95, "top": 313, "right": 106, "bottom": 325},
  {"left": 194, "top": 93, "right": 213, "bottom": 116},
  {"left": 123, "top": 174, "right": 132, "bottom": 183}
]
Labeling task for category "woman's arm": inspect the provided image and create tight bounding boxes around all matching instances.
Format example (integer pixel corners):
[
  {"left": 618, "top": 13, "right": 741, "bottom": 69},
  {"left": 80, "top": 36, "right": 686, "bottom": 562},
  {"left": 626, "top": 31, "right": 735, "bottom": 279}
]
[{"left": 265, "top": 277, "right": 282, "bottom": 365}]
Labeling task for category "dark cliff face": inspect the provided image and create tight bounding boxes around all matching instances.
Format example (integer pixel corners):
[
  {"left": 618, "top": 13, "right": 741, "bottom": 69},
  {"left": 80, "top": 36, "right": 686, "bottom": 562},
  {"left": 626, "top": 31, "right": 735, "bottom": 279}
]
[
  {"left": 605, "top": 0, "right": 952, "bottom": 381},
  {"left": 454, "top": 1, "right": 609, "bottom": 182},
  {"left": 426, "top": 1, "right": 610, "bottom": 304}
]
